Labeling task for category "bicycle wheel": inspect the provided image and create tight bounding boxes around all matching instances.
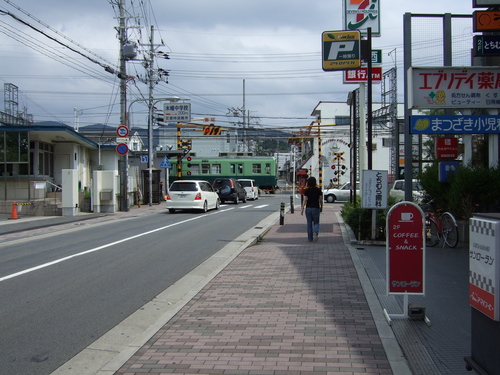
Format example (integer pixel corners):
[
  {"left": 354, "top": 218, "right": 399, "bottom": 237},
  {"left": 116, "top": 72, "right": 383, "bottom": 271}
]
[
  {"left": 441, "top": 213, "right": 459, "bottom": 248},
  {"left": 425, "top": 218, "right": 440, "bottom": 247}
]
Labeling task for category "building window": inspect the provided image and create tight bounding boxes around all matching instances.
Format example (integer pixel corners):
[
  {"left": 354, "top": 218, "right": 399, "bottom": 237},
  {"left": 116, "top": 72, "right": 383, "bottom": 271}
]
[{"left": 0, "top": 131, "right": 30, "bottom": 176}]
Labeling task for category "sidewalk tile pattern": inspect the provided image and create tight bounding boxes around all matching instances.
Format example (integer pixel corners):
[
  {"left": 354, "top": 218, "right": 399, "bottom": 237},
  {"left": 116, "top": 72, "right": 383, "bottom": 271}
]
[{"left": 116, "top": 209, "right": 393, "bottom": 375}]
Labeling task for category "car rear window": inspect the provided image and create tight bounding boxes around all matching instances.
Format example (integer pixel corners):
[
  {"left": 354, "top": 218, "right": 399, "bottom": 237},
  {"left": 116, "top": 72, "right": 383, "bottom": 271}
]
[
  {"left": 239, "top": 180, "right": 251, "bottom": 187},
  {"left": 170, "top": 182, "right": 198, "bottom": 191},
  {"left": 213, "top": 179, "right": 230, "bottom": 187}
]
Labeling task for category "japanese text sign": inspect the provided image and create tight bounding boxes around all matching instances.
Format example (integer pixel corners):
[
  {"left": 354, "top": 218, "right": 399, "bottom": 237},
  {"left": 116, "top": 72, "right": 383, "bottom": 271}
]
[
  {"left": 411, "top": 115, "right": 500, "bottom": 135},
  {"left": 343, "top": 67, "right": 382, "bottom": 83},
  {"left": 435, "top": 137, "right": 458, "bottom": 159},
  {"left": 322, "top": 30, "right": 361, "bottom": 71},
  {"left": 473, "top": 35, "right": 500, "bottom": 57},
  {"left": 408, "top": 67, "right": 500, "bottom": 109},
  {"left": 469, "top": 216, "right": 500, "bottom": 321},
  {"left": 361, "top": 170, "right": 388, "bottom": 209},
  {"left": 387, "top": 202, "right": 425, "bottom": 295},
  {"left": 163, "top": 103, "right": 191, "bottom": 122}
]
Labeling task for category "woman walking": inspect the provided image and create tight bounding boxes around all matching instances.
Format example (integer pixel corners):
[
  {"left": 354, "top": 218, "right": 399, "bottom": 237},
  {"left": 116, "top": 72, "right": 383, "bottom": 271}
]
[{"left": 300, "top": 176, "right": 323, "bottom": 242}]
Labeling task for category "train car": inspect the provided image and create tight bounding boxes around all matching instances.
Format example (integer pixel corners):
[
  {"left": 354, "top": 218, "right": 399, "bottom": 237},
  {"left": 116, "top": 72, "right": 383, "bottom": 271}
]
[{"left": 170, "top": 157, "right": 278, "bottom": 193}]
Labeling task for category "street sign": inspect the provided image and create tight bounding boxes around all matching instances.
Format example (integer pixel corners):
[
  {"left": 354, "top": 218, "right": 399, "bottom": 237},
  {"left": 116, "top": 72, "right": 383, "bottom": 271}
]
[
  {"left": 322, "top": 30, "right": 361, "bottom": 71},
  {"left": 116, "top": 143, "right": 129, "bottom": 155},
  {"left": 473, "top": 35, "right": 500, "bottom": 56},
  {"left": 163, "top": 102, "right": 191, "bottom": 123},
  {"left": 387, "top": 202, "right": 425, "bottom": 295},
  {"left": 343, "top": 66, "right": 382, "bottom": 83},
  {"left": 141, "top": 156, "right": 148, "bottom": 163},
  {"left": 116, "top": 125, "right": 129, "bottom": 137},
  {"left": 473, "top": 10, "right": 500, "bottom": 32},
  {"left": 160, "top": 156, "right": 172, "bottom": 168}
]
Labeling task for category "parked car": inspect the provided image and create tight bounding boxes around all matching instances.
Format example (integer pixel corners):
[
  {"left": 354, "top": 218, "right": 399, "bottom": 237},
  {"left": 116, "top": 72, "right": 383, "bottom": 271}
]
[
  {"left": 166, "top": 180, "right": 220, "bottom": 213},
  {"left": 212, "top": 178, "right": 247, "bottom": 204},
  {"left": 389, "top": 179, "right": 424, "bottom": 203},
  {"left": 323, "top": 181, "right": 360, "bottom": 203},
  {"left": 237, "top": 179, "right": 259, "bottom": 200}
]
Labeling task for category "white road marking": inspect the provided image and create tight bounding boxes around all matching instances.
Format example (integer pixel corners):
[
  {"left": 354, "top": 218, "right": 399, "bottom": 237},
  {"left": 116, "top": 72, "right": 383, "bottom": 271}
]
[{"left": 0, "top": 215, "right": 204, "bottom": 283}]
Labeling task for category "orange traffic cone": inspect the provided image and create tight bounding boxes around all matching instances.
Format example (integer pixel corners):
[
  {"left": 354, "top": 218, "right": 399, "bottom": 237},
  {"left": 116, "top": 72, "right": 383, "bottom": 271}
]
[{"left": 8, "top": 201, "right": 19, "bottom": 220}]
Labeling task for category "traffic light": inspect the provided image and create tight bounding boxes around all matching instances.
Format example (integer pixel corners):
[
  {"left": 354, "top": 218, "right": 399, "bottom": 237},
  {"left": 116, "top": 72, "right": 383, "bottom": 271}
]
[
  {"left": 331, "top": 165, "right": 336, "bottom": 170},
  {"left": 186, "top": 156, "right": 192, "bottom": 168},
  {"left": 203, "top": 125, "right": 213, "bottom": 135},
  {"left": 203, "top": 124, "right": 221, "bottom": 135}
]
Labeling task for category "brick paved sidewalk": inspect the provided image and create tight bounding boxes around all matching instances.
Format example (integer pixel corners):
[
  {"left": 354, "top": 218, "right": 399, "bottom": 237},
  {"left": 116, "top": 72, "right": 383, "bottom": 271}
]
[{"left": 115, "top": 206, "right": 394, "bottom": 375}]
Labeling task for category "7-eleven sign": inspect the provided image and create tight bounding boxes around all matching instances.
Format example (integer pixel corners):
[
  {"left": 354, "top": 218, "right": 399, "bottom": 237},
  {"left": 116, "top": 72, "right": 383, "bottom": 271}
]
[{"left": 343, "top": 0, "right": 381, "bottom": 37}]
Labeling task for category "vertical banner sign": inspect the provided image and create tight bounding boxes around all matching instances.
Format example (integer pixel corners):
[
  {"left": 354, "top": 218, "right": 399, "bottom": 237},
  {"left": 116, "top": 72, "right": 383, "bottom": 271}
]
[
  {"left": 469, "top": 217, "right": 500, "bottom": 321},
  {"left": 361, "top": 170, "right": 388, "bottom": 209},
  {"left": 387, "top": 202, "right": 425, "bottom": 295}
]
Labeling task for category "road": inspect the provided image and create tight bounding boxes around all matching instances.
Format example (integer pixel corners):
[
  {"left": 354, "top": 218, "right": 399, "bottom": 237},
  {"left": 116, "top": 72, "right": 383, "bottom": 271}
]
[{"left": 0, "top": 196, "right": 283, "bottom": 375}]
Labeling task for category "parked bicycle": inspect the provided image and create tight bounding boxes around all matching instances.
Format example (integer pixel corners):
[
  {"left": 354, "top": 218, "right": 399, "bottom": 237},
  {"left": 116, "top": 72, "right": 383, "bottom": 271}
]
[{"left": 420, "top": 200, "right": 459, "bottom": 248}]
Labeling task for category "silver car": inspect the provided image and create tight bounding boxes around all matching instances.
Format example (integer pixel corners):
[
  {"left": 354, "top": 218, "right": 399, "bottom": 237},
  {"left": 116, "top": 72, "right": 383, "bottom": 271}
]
[
  {"left": 237, "top": 179, "right": 259, "bottom": 200},
  {"left": 323, "top": 182, "right": 360, "bottom": 203},
  {"left": 166, "top": 180, "right": 220, "bottom": 213}
]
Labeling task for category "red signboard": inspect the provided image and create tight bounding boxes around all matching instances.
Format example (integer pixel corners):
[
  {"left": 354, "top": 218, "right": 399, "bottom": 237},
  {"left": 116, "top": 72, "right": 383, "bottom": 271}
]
[
  {"left": 344, "top": 66, "right": 382, "bottom": 83},
  {"left": 436, "top": 137, "right": 458, "bottom": 159},
  {"left": 387, "top": 202, "right": 425, "bottom": 295}
]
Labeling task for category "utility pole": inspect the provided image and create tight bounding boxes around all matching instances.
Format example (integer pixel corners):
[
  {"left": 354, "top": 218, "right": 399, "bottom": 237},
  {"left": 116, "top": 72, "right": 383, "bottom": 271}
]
[
  {"left": 147, "top": 25, "right": 155, "bottom": 206},
  {"left": 118, "top": 0, "right": 129, "bottom": 211}
]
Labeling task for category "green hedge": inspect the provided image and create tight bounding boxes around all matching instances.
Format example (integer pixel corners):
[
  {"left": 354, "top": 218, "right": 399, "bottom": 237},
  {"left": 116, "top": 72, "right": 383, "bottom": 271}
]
[
  {"left": 340, "top": 195, "right": 399, "bottom": 241},
  {"left": 419, "top": 163, "right": 500, "bottom": 220}
]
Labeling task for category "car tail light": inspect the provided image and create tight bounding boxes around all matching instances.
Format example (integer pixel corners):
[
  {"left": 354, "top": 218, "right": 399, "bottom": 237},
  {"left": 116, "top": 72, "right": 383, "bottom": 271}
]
[
  {"left": 230, "top": 180, "right": 234, "bottom": 187},
  {"left": 194, "top": 192, "right": 202, "bottom": 200},
  {"left": 166, "top": 194, "right": 171, "bottom": 200}
]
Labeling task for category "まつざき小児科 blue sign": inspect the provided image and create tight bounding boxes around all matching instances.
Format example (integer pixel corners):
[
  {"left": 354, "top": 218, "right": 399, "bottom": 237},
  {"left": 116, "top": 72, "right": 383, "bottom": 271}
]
[{"left": 411, "top": 115, "right": 500, "bottom": 134}]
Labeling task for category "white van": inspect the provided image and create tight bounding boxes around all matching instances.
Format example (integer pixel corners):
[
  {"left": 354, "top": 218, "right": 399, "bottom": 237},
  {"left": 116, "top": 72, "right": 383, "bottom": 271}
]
[{"left": 237, "top": 179, "right": 259, "bottom": 200}]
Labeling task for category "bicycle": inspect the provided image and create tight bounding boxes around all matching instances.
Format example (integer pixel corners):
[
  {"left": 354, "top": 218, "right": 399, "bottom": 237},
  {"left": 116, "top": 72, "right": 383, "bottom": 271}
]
[{"left": 420, "top": 200, "right": 459, "bottom": 248}]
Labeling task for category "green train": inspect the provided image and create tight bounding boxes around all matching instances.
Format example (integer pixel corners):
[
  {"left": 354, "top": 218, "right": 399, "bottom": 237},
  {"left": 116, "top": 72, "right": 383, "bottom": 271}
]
[{"left": 171, "top": 156, "right": 278, "bottom": 192}]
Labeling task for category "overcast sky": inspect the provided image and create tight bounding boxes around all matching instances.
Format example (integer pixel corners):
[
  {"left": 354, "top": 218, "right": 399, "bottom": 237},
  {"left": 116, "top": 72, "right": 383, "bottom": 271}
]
[{"left": 0, "top": 0, "right": 477, "bottom": 131}]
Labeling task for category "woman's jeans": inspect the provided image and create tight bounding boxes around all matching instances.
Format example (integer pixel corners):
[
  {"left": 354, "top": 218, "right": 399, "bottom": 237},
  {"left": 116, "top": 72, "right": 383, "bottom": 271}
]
[{"left": 305, "top": 207, "right": 320, "bottom": 241}]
